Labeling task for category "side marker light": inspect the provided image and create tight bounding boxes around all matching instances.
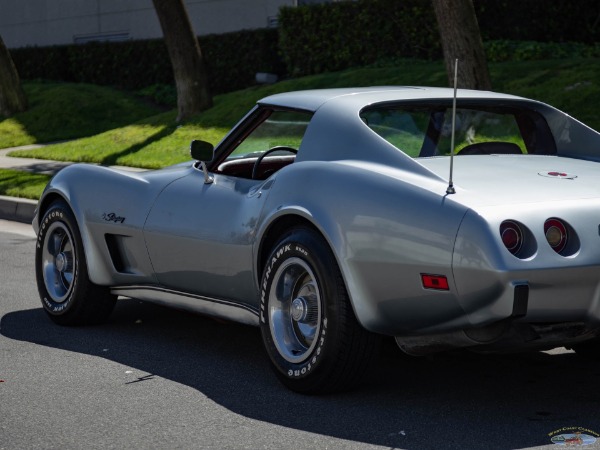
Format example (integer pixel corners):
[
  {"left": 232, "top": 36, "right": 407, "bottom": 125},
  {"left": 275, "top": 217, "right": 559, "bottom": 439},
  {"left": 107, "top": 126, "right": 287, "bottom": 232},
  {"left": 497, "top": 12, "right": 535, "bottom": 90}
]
[{"left": 421, "top": 274, "right": 449, "bottom": 291}]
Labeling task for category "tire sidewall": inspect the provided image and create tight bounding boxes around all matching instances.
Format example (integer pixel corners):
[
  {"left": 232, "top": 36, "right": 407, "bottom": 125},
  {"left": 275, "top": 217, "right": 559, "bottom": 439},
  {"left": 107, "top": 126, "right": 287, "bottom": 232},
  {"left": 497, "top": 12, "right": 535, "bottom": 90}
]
[
  {"left": 260, "top": 229, "right": 340, "bottom": 384},
  {"left": 35, "top": 202, "right": 82, "bottom": 317},
  {"left": 573, "top": 338, "right": 600, "bottom": 359}
]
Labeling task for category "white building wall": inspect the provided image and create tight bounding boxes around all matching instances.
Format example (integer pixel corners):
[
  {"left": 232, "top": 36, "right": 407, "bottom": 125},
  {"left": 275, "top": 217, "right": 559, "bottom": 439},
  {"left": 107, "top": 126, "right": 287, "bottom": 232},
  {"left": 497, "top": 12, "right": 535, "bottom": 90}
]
[{"left": 0, "top": 0, "right": 296, "bottom": 48}]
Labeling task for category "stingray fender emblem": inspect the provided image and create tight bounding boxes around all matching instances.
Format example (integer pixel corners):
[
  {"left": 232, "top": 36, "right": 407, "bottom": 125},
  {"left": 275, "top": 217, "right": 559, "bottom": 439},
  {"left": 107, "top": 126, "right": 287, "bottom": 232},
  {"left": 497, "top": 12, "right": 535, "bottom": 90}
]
[{"left": 102, "top": 212, "right": 126, "bottom": 224}]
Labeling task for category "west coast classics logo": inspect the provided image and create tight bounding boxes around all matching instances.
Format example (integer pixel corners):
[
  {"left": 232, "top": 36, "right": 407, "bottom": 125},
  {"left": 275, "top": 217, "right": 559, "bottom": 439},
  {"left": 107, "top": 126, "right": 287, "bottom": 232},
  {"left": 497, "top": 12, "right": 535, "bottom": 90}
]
[{"left": 549, "top": 427, "right": 599, "bottom": 446}]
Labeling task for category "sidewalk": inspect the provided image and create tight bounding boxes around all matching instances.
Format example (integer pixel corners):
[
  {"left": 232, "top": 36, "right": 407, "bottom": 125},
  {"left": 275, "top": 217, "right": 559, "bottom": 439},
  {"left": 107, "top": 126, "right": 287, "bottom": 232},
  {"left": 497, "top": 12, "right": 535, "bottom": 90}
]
[{"left": 0, "top": 145, "right": 146, "bottom": 225}]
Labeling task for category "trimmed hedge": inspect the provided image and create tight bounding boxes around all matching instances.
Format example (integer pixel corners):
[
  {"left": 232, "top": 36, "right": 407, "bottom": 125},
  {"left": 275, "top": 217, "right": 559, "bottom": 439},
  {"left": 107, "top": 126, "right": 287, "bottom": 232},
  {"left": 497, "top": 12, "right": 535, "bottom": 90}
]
[
  {"left": 475, "top": 0, "right": 600, "bottom": 44},
  {"left": 12, "top": 28, "right": 282, "bottom": 95},
  {"left": 279, "top": 0, "right": 600, "bottom": 77},
  {"left": 279, "top": 0, "right": 440, "bottom": 77},
  {"left": 484, "top": 40, "right": 600, "bottom": 63},
  {"left": 10, "top": 0, "right": 600, "bottom": 92}
]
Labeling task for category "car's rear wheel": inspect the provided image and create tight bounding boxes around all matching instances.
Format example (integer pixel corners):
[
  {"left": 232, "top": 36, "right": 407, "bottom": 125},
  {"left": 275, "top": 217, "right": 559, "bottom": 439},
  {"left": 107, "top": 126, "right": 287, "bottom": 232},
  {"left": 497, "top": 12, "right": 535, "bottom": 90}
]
[
  {"left": 35, "top": 199, "right": 116, "bottom": 325},
  {"left": 259, "top": 226, "right": 380, "bottom": 394},
  {"left": 572, "top": 337, "right": 600, "bottom": 359}
]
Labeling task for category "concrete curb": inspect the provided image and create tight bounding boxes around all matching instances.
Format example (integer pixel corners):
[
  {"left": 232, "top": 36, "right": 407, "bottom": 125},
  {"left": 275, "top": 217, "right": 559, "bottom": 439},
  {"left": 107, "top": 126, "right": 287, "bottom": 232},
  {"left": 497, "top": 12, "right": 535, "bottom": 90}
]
[{"left": 0, "top": 195, "right": 37, "bottom": 224}]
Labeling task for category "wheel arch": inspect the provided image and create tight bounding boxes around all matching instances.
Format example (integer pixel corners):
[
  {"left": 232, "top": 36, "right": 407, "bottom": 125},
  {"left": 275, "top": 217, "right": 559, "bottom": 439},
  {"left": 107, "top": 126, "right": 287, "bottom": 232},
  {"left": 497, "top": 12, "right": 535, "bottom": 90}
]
[
  {"left": 37, "top": 190, "right": 71, "bottom": 222},
  {"left": 257, "top": 213, "right": 322, "bottom": 283},
  {"left": 255, "top": 209, "right": 372, "bottom": 331},
  {"left": 36, "top": 189, "right": 113, "bottom": 286},
  {"left": 257, "top": 220, "right": 381, "bottom": 393}
]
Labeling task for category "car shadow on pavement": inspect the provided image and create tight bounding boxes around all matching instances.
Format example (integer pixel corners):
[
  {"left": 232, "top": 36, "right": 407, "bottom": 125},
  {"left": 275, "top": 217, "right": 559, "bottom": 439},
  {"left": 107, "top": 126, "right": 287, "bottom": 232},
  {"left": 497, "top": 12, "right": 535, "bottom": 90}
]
[{"left": 2, "top": 298, "right": 600, "bottom": 450}]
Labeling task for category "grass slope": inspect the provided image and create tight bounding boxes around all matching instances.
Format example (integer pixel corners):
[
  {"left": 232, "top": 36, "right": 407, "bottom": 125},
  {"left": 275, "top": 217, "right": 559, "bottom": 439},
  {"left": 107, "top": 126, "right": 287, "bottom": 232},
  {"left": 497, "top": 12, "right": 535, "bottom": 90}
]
[{"left": 0, "top": 82, "right": 162, "bottom": 148}]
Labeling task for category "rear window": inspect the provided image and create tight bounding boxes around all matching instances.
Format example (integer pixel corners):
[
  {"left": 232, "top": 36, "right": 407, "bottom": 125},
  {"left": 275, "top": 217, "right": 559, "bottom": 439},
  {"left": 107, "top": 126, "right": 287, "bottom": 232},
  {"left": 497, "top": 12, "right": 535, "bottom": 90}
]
[{"left": 360, "top": 104, "right": 542, "bottom": 158}]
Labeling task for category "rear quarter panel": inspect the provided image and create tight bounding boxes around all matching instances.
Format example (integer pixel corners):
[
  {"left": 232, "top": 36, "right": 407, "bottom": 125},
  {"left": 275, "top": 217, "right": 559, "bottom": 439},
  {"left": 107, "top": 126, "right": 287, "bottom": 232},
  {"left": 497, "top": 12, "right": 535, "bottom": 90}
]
[{"left": 257, "top": 160, "right": 470, "bottom": 335}]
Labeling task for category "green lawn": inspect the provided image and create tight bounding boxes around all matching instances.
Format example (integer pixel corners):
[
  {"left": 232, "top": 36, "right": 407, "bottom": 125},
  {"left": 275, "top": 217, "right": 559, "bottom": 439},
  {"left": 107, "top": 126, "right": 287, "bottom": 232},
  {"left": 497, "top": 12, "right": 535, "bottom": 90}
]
[
  {"left": 0, "top": 169, "right": 51, "bottom": 199},
  {"left": 2, "top": 57, "right": 599, "bottom": 200},
  {"left": 0, "top": 82, "right": 163, "bottom": 148}
]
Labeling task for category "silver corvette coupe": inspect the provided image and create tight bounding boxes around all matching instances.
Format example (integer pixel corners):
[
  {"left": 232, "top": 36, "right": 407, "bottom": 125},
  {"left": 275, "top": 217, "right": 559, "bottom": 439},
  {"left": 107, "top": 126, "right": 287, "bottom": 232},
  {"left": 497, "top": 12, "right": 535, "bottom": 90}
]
[{"left": 33, "top": 87, "right": 600, "bottom": 393}]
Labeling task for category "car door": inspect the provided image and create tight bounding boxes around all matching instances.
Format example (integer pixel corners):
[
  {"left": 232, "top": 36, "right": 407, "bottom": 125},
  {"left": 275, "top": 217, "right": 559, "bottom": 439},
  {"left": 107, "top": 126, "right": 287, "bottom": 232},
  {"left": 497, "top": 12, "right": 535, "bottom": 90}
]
[
  {"left": 143, "top": 107, "right": 313, "bottom": 309},
  {"left": 143, "top": 169, "right": 267, "bottom": 308}
]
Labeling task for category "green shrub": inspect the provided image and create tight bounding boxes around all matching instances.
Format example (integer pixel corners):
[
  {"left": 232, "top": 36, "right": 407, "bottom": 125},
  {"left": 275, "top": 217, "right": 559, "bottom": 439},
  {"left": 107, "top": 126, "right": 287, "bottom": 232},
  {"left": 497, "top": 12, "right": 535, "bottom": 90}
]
[
  {"left": 278, "top": 0, "right": 441, "bottom": 77},
  {"left": 137, "top": 84, "right": 177, "bottom": 108},
  {"left": 279, "top": 0, "right": 600, "bottom": 77},
  {"left": 475, "top": 0, "right": 600, "bottom": 44},
  {"left": 11, "top": 0, "right": 600, "bottom": 90},
  {"left": 485, "top": 40, "right": 600, "bottom": 62},
  {"left": 12, "top": 28, "right": 282, "bottom": 95}
]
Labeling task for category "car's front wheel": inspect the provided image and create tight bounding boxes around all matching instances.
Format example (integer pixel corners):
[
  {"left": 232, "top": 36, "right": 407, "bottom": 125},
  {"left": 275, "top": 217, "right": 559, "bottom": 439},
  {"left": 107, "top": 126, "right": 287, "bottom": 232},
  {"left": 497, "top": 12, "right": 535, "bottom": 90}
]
[
  {"left": 35, "top": 199, "right": 116, "bottom": 325},
  {"left": 259, "top": 226, "right": 380, "bottom": 394}
]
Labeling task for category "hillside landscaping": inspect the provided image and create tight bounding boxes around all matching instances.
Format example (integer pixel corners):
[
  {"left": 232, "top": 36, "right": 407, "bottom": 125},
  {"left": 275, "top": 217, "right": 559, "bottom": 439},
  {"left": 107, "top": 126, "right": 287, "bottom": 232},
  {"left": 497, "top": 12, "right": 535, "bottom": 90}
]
[{"left": 1, "top": 57, "right": 599, "bottom": 200}]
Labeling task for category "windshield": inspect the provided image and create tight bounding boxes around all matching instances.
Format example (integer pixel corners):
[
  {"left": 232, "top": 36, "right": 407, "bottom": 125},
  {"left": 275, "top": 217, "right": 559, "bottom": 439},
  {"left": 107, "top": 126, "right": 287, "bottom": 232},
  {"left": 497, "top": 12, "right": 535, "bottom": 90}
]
[{"left": 226, "top": 110, "right": 313, "bottom": 160}]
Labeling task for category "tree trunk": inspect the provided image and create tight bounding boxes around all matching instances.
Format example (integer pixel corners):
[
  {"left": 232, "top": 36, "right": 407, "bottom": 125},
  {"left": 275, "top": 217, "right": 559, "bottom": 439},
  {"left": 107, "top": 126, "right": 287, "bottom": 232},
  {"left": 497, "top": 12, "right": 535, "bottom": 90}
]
[
  {"left": 0, "top": 35, "right": 27, "bottom": 117},
  {"left": 152, "top": 0, "right": 212, "bottom": 122},
  {"left": 431, "top": 0, "right": 492, "bottom": 90}
]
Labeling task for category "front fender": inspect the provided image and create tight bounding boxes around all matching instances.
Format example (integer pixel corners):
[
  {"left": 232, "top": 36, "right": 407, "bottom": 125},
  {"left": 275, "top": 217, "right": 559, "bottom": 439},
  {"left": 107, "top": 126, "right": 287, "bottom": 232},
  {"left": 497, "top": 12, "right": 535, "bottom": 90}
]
[{"left": 36, "top": 164, "right": 189, "bottom": 286}]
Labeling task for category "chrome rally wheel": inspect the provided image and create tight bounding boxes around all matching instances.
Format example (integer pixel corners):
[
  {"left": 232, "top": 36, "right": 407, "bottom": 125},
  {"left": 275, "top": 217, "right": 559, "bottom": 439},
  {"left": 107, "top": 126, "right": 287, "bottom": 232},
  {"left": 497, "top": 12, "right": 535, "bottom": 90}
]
[
  {"left": 41, "top": 221, "right": 76, "bottom": 303},
  {"left": 259, "top": 226, "right": 380, "bottom": 394},
  {"left": 35, "top": 199, "right": 116, "bottom": 325},
  {"left": 268, "top": 257, "right": 322, "bottom": 364}
]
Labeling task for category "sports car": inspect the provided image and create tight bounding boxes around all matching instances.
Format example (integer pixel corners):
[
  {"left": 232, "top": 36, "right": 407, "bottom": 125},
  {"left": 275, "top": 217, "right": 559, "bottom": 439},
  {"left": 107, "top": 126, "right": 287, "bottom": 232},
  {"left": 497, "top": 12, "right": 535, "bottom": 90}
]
[{"left": 33, "top": 86, "right": 600, "bottom": 393}]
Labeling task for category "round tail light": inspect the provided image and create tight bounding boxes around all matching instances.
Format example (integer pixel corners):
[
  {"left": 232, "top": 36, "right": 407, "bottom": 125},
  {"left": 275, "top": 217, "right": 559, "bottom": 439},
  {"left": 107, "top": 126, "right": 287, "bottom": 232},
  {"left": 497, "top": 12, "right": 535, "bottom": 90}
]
[
  {"left": 544, "top": 218, "right": 568, "bottom": 253},
  {"left": 500, "top": 220, "right": 523, "bottom": 255}
]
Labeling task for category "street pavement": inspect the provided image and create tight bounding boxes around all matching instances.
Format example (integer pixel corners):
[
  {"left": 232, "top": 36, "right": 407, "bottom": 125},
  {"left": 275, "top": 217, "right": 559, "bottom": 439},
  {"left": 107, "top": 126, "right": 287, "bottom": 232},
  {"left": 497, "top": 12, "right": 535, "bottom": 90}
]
[
  {"left": 2, "top": 222, "right": 599, "bottom": 449},
  {"left": 0, "top": 146, "right": 146, "bottom": 224}
]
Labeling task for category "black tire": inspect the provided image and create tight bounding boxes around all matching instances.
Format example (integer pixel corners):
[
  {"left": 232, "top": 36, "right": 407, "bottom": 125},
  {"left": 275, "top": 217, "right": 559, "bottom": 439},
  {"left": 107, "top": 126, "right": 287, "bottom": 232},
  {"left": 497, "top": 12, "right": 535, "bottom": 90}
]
[
  {"left": 572, "top": 337, "right": 600, "bottom": 359},
  {"left": 35, "top": 199, "right": 117, "bottom": 325},
  {"left": 259, "top": 226, "right": 380, "bottom": 394}
]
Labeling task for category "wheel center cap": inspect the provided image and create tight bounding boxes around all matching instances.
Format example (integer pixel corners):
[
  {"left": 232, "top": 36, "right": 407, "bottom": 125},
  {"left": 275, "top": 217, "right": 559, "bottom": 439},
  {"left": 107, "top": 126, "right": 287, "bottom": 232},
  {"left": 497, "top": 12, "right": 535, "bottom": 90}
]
[
  {"left": 55, "top": 253, "right": 66, "bottom": 272},
  {"left": 291, "top": 297, "right": 307, "bottom": 322}
]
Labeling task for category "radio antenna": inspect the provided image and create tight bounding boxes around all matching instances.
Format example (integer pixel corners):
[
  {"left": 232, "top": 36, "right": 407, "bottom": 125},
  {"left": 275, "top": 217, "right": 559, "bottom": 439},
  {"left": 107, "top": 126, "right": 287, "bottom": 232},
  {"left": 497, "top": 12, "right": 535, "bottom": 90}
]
[{"left": 446, "top": 58, "right": 458, "bottom": 195}]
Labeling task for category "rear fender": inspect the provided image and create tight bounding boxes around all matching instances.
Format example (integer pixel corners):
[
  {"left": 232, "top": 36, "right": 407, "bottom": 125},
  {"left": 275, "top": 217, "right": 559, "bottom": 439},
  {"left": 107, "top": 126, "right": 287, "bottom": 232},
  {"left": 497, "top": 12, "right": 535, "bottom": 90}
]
[{"left": 256, "top": 161, "right": 469, "bottom": 335}]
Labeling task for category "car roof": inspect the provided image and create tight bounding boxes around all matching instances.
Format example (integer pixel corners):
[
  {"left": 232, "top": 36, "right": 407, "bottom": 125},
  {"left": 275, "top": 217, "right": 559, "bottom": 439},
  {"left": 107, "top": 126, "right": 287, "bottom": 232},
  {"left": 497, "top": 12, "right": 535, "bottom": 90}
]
[{"left": 258, "top": 86, "right": 525, "bottom": 112}]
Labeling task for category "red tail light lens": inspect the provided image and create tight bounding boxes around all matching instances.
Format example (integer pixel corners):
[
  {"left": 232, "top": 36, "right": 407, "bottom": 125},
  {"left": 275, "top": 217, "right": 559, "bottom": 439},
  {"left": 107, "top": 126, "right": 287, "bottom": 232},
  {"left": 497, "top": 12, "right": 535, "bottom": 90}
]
[
  {"left": 500, "top": 220, "right": 523, "bottom": 255},
  {"left": 544, "top": 218, "right": 568, "bottom": 253}
]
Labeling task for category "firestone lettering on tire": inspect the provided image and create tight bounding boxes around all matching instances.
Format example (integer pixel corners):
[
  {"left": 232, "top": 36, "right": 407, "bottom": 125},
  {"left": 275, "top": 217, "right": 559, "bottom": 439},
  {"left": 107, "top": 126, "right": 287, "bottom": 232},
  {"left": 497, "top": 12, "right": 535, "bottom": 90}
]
[
  {"left": 38, "top": 208, "right": 77, "bottom": 313},
  {"left": 37, "top": 211, "right": 64, "bottom": 249},
  {"left": 286, "top": 319, "right": 328, "bottom": 379}
]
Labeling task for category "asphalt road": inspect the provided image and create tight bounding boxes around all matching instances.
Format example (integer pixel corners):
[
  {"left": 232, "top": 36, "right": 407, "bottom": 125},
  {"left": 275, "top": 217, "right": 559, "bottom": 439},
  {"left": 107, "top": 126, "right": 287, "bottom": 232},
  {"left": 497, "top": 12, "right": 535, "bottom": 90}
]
[{"left": 1, "top": 220, "right": 599, "bottom": 450}]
